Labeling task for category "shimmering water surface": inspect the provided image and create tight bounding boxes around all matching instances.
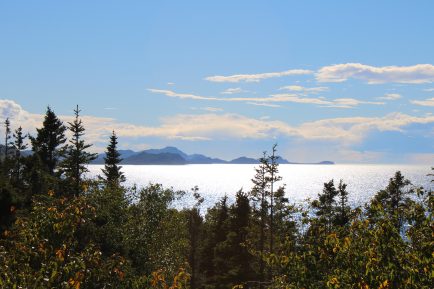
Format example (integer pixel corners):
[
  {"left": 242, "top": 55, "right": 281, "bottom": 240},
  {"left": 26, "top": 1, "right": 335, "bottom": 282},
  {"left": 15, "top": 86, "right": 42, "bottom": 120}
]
[{"left": 87, "top": 164, "right": 433, "bottom": 208}]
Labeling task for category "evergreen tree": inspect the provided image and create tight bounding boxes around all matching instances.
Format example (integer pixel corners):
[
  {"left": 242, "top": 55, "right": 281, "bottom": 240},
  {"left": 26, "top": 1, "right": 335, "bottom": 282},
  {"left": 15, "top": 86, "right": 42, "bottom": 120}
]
[
  {"left": 31, "top": 106, "right": 66, "bottom": 175},
  {"left": 101, "top": 131, "right": 125, "bottom": 186},
  {"left": 4, "top": 118, "right": 12, "bottom": 159},
  {"left": 248, "top": 152, "right": 269, "bottom": 288},
  {"left": 11, "top": 126, "right": 28, "bottom": 183},
  {"left": 334, "top": 179, "right": 351, "bottom": 226},
  {"left": 212, "top": 195, "right": 230, "bottom": 288},
  {"left": 188, "top": 188, "right": 204, "bottom": 289},
  {"left": 312, "top": 179, "right": 339, "bottom": 233},
  {"left": 370, "top": 171, "right": 413, "bottom": 231},
  {"left": 226, "top": 190, "right": 253, "bottom": 287},
  {"left": 265, "top": 143, "right": 282, "bottom": 257},
  {"left": 61, "top": 105, "right": 97, "bottom": 196}
]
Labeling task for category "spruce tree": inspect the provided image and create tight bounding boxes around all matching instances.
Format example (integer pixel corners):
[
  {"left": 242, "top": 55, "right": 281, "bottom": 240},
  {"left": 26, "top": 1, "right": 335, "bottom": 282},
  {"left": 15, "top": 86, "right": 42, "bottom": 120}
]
[
  {"left": 371, "top": 171, "right": 413, "bottom": 231},
  {"left": 11, "top": 126, "right": 28, "bottom": 182},
  {"left": 334, "top": 179, "right": 351, "bottom": 226},
  {"left": 61, "top": 105, "right": 97, "bottom": 196},
  {"left": 101, "top": 131, "right": 125, "bottom": 186},
  {"left": 266, "top": 143, "right": 282, "bottom": 258},
  {"left": 312, "top": 179, "right": 339, "bottom": 233},
  {"left": 248, "top": 152, "right": 269, "bottom": 288},
  {"left": 227, "top": 190, "right": 253, "bottom": 286},
  {"left": 31, "top": 106, "right": 66, "bottom": 175},
  {"left": 4, "top": 118, "right": 11, "bottom": 159}
]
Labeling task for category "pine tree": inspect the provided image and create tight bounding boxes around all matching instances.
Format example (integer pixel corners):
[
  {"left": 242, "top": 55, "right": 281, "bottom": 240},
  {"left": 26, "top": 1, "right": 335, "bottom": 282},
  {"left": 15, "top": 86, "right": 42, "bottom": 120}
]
[
  {"left": 266, "top": 143, "right": 282, "bottom": 258},
  {"left": 371, "top": 171, "right": 413, "bottom": 231},
  {"left": 31, "top": 106, "right": 66, "bottom": 175},
  {"left": 227, "top": 190, "right": 253, "bottom": 287},
  {"left": 11, "top": 126, "right": 28, "bottom": 182},
  {"left": 101, "top": 131, "right": 125, "bottom": 186},
  {"left": 249, "top": 152, "right": 269, "bottom": 288},
  {"left": 188, "top": 187, "right": 204, "bottom": 289},
  {"left": 312, "top": 179, "right": 339, "bottom": 233},
  {"left": 4, "top": 118, "right": 12, "bottom": 159},
  {"left": 334, "top": 179, "right": 350, "bottom": 226},
  {"left": 61, "top": 105, "right": 97, "bottom": 196}
]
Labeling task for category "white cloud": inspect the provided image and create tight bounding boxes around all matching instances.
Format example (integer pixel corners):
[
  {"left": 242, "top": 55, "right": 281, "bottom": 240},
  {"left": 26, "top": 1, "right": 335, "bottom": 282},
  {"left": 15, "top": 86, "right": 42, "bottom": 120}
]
[
  {"left": 247, "top": 102, "right": 281, "bottom": 108},
  {"left": 221, "top": 87, "right": 248, "bottom": 94},
  {"left": 317, "top": 63, "right": 434, "bottom": 84},
  {"left": 270, "top": 93, "right": 384, "bottom": 108},
  {"left": 270, "top": 93, "right": 330, "bottom": 105},
  {"left": 328, "top": 98, "right": 385, "bottom": 108},
  {"left": 279, "top": 85, "right": 329, "bottom": 94},
  {"left": 202, "top": 107, "right": 223, "bottom": 112},
  {"left": 149, "top": 88, "right": 382, "bottom": 108},
  {"left": 377, "top": 93, "right": 402, "bottom": 100},
  {"left": 205, "top": 69, "right": 313, "bottom": 83},
  {"left": 410, "top": 97, "right": 434, "bottom": 107},
  {"left": 423, "top": 88, "right": 434, "bottom": 92}
]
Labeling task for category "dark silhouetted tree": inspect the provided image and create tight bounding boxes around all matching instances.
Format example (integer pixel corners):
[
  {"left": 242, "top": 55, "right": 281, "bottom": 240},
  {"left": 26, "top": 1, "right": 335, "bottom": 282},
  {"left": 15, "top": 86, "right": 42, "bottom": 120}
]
[
  {"left": 11, "top": 126, "right": 28, "bottom": 183},
  {"left": 61, "top": 105, "right": 97, "bottom": 196},
  {"left": 312, "top": 179, "right": 338, "bottom": 233},
  {"left": 101, "top": 131, "right": 125, "bottom": 186},
  {"left": 249, "top": 152, "right": 269, "bottom": 288},
  {"left": 266, "top": 143, "right": 282, "bottom": 258},
  {"left": 334, "top": 179, "right": 351, "bottom": 226},
  {"left": 370, "top": 171, "right": 413, "bottom": 231},
  {"left": 30, "top": 106, "right": 66, "bottom": 175},
  {"left": 4, "top": 118, "right": 11, "bottom": 159}
]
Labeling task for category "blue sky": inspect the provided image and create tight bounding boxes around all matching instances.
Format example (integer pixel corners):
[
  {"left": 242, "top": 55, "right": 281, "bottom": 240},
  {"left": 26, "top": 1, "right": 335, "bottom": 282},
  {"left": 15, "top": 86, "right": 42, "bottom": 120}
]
[{"left": 1, "top": 1, "right": 433, "bottom": 163}]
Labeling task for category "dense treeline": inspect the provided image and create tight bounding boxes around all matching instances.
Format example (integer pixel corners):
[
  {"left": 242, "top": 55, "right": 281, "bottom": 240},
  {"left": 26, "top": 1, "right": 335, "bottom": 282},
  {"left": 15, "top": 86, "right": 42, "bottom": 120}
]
[{"left": 0, "top": 106, "right": 433, "bottom": 289}]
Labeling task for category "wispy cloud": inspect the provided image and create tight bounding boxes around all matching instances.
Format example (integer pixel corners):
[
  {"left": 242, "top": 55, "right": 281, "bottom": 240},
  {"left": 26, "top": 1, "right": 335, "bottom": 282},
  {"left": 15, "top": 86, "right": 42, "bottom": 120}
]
[
  {"left": 221, "top": 87, "right": 248, "bottom": 94},
  {"left": 247, "top": 102, "right": 281, "bottom": 108},
  {"left": 270, "top": 93, "right": 384, "bottom": 108},
  {"left": 269, "top": 93, "right": 330, "bottom": 105},
  {"left": 317, "top": 63, "right": 434, "bottom": 84},
  {"left": 423, "top": 88, "right": 434, "bottom": 92},
  {"left": 149, "top": 88, "right": 383, "bottom": 108},
  {"left": 202, "top": 107, "right": 224, "bottom": 112},
  {"left": 205, "top": 69, "right": 313, "bottom": 83},
  {"left": 410, "top": 97, "right": 434, "bottom": 107},
  {"left": 377, "top": 93, "right": 402, "bottom": 100},
  {"left": 148, "top": 88, "right": 297, "bottom": 103},
  {"left": 279, "top": 85, "right": 328, "bottom": 94}
]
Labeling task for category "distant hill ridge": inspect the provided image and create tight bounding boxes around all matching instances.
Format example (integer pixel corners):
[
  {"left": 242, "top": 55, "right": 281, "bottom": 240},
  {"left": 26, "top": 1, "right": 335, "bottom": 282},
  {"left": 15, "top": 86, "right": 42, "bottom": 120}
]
[{"left": 90, "top": 146, "right": 334, "bottom": 165}]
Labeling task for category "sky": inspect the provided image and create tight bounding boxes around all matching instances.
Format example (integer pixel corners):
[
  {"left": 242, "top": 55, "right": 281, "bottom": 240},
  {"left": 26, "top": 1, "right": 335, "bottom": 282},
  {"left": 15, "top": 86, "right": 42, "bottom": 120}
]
[{"left": 0, "top": 0, "right": 433, "bottom": 164}]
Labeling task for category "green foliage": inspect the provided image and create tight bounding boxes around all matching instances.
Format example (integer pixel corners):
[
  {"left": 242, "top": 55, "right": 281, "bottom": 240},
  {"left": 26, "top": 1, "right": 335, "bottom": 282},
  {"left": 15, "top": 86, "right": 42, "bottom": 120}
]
[
  {"left": 61, "top": 105, "right": 97, "bottom": 196},
  {"left": 30, "top": 106, "right": 66, "bottom": 176},
  {"left": 101, "top": 130, "right": 126, "bottom": 186}
]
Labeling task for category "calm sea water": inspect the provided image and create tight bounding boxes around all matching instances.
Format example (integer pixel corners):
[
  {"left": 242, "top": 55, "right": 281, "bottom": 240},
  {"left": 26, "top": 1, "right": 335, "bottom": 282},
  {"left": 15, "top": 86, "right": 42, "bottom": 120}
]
[{"left": 87, "top": 164, "right": 433, "bottom": 208}]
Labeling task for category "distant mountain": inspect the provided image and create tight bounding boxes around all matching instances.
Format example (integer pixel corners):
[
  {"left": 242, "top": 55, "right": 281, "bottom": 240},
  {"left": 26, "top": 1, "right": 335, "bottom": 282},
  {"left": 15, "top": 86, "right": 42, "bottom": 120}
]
[
  {"left": 123, "top": 151, "right": 186, "bottom": 165},
  {"left": 144, "top": 146, "right": 189, "bottom": 159},
  {"left": 229, "top": 157, "right": 259, "bottom": 164},
  {"left": 91, "top": 149, "right": 137, "bottom": 164},
  {"left": 90, "top": 146, "right": 334, "bottom": 165},
  {"left": 143, "top": 146, "right": 226, "bottom": 164},
  {"left": 317, "top": 161, "right": 334, "bottom": 165}
]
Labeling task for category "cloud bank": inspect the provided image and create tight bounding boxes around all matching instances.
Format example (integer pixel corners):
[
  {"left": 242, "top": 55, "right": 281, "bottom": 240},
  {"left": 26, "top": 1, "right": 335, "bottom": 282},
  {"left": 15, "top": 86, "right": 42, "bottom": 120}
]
[
  {"left": 205, "top": 69, "right": 313, "bottom": 83},
  {"left": 316, "top": 63, "right": 434, "bottom": 84}
]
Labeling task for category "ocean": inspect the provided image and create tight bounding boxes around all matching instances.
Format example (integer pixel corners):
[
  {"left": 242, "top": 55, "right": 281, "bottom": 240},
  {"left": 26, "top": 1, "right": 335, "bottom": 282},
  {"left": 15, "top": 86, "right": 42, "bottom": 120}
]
[{"left": 87, "top": 164, "right": 433, "bottom": 208}]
